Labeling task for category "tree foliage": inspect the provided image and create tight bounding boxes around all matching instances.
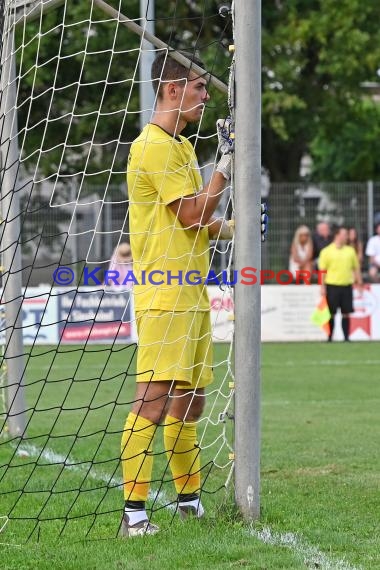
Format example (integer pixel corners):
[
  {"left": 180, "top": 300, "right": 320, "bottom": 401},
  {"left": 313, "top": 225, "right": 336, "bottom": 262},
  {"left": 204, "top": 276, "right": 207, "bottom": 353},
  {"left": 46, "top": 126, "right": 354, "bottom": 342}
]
[
  {"left": 16, "top": 0, "right": 142, "bottom": 190},
  {"left": 262, "top": 0, "right": 380, "bottom": 181}
]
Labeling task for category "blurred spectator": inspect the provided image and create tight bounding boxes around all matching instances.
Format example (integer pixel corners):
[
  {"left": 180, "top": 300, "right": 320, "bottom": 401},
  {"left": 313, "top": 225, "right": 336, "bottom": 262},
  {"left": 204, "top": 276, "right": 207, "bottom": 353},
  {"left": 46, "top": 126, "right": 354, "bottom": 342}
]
[
  {"left": 107, "top": 242, "right": 133, "bottom": 288},
  {"left": 365, "top": 223, "right": 380, "bottom": 282},
  {"left": 289, "top": 225, "right": 313, "bottom": 279},
  {"left": 319, "top": 226, "right": 363, "bottom": 342},
  {"left": 347, "top": 227, "right": 363, "bottom": 268},
  {"left": 312, "top": 221, "right": 331, "bottom": 269}
]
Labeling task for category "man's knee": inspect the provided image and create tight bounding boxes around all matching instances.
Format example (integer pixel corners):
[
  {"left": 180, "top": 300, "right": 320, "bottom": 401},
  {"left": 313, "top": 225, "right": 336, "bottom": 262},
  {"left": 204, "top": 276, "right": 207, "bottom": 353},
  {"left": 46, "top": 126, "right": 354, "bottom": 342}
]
[
  {"left": 183, "top": 398, "right": 205, "bottom": 422},
  {"left": 169, "top": 389, "right": 205, "bottom": 422},
  {"left": 193, "top": 396, "right": 206, "bottom": 419},
  {"left": 132, "top": 400, "right": 169, "bottom": 424},
  {"left": 131, "top": 381, "right": 172, "bottom": 424}
]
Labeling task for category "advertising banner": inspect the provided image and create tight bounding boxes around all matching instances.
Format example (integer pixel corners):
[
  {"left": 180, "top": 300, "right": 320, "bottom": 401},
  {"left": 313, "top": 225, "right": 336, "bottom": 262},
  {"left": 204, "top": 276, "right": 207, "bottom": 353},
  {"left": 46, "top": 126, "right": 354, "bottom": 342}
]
[
  {"left": 0, "top": 289, "right": 58, "bottom": 345},
  {"left": 208, "top": 284, "right": 380, "bottom": 342},
  {"left": 261, "top": 284, "right": 380, "bottom": 341},
  {"left": 208, "top": 286, "right": 234, "bottom": 342},
  {"left": 1, "top": 285, "right": 380, "bottom": 344},
  {"left": 57, "top": 288, "right": 134, "bottom": 343}
]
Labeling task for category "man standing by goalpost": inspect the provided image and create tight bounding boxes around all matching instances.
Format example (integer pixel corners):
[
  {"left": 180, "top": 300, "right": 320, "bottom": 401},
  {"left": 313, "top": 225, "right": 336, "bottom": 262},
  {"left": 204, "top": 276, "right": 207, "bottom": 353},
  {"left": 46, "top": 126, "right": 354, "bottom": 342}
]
[{"left": 120, "top": 50, "right": 234, "bottom": 537}]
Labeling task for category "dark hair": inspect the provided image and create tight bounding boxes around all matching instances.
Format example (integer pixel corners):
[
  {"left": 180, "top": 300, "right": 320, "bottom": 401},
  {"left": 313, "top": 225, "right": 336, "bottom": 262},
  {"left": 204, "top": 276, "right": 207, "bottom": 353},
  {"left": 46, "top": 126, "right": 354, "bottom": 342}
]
[
  {"left": 347, "top": 226, "right": 359, "bottom": 243},
  {"left": 151, "top": 50, "right": 206, "bottom": 99},
  {"left": 332, "top": 225, "right": 347, "bottom": 238}
]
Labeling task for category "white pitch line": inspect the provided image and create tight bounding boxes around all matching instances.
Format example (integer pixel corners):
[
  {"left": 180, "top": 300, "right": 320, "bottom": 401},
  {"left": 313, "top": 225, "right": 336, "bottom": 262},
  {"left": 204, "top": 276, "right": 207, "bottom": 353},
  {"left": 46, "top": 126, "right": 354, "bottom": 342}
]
[
  {"left": 16, "top": 443, "right": 123, "bottom": 488},
  {"left": 250, "top": 526, "right": 361, "bottom": 570},
  {"left": 0, "top": 515, "right": 23, "bottom": 548},
  {"left": 0, "top": 516, "right": 9, "bottom": 534},
  {"left": 14, "top": 443, "right": 173, "bottom": 507},
  {"left": 5, "top": 444, "right": 364, "bottom": 568}
]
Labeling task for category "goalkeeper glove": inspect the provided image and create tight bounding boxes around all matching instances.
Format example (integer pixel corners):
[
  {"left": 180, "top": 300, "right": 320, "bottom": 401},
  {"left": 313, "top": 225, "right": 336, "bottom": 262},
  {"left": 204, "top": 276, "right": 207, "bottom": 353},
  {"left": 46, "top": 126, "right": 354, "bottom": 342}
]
[
  {"left": 216, "top": 117, "right": 234, "bottom": 180},
  {"left": 261, "top": 202, "right": 268, "bottom": 242},
  {"left": 217, "top": 207, "right": 267, "bottom": 242},
  {"left": 218, "top": 219, "right": 235, "bottom": 240},
  {"left": 209, "top": 219, "right": 234, "bottom": 240},
  {"left": 212, "top": 205, "right": 267, "bottom": 241}
]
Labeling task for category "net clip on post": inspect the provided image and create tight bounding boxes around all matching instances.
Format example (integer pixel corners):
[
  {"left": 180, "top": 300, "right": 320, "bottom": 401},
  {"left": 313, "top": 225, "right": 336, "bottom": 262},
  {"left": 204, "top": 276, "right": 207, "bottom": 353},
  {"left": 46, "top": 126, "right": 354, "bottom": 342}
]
[{"left": 219, "top": 5, "right": 232, "bottom": 18}]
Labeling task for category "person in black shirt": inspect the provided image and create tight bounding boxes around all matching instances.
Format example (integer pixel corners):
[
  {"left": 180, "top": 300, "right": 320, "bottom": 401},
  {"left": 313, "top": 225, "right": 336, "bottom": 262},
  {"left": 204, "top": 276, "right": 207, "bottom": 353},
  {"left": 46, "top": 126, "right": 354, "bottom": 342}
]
[{"left": 312, "top": 221, "right": 331, "bottom": 270}]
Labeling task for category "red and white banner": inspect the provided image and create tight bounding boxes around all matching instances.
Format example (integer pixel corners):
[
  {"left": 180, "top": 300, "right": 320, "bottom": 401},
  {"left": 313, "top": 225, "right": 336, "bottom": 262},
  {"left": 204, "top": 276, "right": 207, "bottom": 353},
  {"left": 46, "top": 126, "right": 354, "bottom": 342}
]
[
  {"left": 208, "top": 284, "right": 380, "bottom": 342},
  {"left": 1, "top": 285, "right": 379, "bottom": 344},
  {"left": 348, "top": 285, "right": 380, "bottom": 340}
]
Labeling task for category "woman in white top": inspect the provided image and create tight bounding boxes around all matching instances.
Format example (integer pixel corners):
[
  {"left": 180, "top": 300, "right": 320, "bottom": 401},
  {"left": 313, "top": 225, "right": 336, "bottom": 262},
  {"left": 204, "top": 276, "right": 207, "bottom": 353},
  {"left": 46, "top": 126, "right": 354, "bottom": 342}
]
[
  {"left": 107, "top": 242, "right": 133, "bottom": 289},
  {"left": 365, "top": 222, "right": 380, "bottom": 282},
  {"left": 289, "top": 225, "right": 313, "bottom": 279}
]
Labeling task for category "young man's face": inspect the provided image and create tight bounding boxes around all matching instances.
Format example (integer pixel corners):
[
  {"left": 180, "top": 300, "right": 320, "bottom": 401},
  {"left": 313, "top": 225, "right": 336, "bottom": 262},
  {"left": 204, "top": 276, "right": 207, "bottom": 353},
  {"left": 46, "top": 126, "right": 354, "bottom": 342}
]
[
  {"left": 177, "top": 72, "right": 210, "bottom": 123},
  {"left": 336, "top": 228, "right": 348, "bottom": 246}
]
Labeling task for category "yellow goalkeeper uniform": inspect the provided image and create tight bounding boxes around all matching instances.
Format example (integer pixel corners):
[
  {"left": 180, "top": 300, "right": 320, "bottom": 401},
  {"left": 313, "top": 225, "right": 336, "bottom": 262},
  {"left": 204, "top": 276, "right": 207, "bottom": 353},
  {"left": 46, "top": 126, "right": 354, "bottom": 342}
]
[{"left": 127, "top": 123, "right": 213, "bottom": 389}]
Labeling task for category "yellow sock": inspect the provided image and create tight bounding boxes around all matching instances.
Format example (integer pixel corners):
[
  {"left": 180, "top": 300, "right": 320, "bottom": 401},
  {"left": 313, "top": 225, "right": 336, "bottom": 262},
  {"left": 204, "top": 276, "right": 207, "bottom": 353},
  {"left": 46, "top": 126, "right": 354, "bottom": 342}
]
[
  {"left": 121, "top": 412, "right": 156, "bottom": 501},
  {"left": 164, "top": 415, "right": 201, "bottom": 495}
]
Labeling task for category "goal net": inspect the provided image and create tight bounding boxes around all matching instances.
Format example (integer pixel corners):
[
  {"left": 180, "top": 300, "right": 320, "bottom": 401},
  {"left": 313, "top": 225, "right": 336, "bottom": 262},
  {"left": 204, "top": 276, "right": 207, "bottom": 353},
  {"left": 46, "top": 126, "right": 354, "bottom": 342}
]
[{"left": 0, "top": 0, "right": 235, "bottom": 541}]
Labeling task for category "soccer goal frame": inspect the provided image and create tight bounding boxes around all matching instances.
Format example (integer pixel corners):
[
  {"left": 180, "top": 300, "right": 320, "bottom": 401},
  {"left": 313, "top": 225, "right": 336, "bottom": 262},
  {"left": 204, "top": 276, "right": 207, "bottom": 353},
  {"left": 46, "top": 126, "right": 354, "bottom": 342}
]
[
  {"left": 1, "top": 0, "right": 262, "bottom": 521},
  {"left": 0, "top": 0, "right": 27, "bottom": 438},
  {"left": 233, "top": 1, "right": 262, "bottom": 520}
]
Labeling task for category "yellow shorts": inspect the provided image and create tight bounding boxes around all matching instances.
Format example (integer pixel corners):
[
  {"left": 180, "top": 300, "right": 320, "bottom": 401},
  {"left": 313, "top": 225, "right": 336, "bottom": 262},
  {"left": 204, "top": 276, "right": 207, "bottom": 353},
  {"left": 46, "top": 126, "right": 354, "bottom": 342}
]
[{"left": 135, "top": 310, "right": 214, "bottom": 389}]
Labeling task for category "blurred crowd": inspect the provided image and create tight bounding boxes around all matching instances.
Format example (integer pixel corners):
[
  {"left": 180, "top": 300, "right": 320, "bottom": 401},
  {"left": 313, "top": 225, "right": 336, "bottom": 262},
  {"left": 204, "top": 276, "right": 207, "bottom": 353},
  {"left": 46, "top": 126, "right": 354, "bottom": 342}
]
[{"left": 289, "top": 220, "right": 380, "bottom": 283}]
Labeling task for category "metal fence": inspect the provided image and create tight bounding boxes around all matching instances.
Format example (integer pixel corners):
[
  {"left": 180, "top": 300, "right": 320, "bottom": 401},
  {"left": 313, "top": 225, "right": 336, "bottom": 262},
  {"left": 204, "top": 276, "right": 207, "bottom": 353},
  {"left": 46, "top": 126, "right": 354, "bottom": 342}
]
[
  {"left": 263, "top": 181, "right": 380, "bottom": 276},
  {"left": 13, "top": 180, "right": 380, "bottom": 287}
]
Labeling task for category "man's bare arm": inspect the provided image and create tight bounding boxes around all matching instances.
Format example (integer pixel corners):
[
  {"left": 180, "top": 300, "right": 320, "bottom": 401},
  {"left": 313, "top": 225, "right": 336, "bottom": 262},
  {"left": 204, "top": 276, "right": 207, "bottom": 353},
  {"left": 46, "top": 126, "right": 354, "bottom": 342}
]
[{"left": 168, "top": 171, "right": 228, "bottom": 227}]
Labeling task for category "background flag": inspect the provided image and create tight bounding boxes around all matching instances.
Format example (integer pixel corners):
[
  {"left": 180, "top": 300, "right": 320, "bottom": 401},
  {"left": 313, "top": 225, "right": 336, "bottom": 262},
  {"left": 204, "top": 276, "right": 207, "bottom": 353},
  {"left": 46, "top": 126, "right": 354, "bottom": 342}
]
[{"left": 311, "top": 296, "right": 331, "bottom": 334}]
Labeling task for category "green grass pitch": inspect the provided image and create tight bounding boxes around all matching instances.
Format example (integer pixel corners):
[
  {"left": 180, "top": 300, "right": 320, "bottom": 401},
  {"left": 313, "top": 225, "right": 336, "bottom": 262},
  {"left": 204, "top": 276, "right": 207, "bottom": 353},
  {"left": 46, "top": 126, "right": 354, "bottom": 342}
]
[{"left": 1, "top": 341, "right": 379, "bottom": 569}]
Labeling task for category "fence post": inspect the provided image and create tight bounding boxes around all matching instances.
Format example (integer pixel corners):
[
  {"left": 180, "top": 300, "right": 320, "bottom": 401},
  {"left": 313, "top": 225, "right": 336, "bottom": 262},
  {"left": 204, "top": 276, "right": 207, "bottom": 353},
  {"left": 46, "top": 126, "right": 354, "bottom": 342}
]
[{"left": 367, "top": 180, "right": 374, "bottom": 239}]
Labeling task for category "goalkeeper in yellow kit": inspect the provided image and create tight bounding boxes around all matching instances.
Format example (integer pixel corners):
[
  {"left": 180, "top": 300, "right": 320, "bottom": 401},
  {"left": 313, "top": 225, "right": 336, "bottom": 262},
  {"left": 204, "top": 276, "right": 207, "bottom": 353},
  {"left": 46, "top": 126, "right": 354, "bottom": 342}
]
[{"left": 121, "top": 50, "right": 257, "bottom": 537}]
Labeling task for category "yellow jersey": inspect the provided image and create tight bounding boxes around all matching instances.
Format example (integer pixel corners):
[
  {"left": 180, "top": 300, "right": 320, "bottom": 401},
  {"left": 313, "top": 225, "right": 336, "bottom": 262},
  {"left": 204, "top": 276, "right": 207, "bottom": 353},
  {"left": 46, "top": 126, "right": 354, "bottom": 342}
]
[
  {"left": 127, "top": 123, "right": 210, "bottom": 312},
  {"left": 319, "top": 243, "right": 359, "bottom": 285}
]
